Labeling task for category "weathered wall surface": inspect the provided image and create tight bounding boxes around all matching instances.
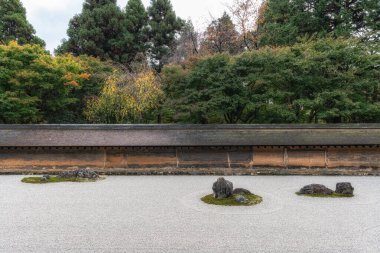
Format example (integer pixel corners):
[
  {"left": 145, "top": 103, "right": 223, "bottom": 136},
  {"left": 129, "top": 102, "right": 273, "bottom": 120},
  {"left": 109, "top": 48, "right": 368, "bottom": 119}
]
[
  {"left": 1, "top": 146, "right": 380, "bottom": 175},
  {"left": 1, "top": 125, "right": 380, "bottom": 175}
]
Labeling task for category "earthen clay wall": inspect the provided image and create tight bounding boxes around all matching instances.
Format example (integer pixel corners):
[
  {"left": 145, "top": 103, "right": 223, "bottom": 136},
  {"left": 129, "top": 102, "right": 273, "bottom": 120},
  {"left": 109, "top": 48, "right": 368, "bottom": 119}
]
[{"left": 1, "top": 146, "right": 380, "bottom": 175}]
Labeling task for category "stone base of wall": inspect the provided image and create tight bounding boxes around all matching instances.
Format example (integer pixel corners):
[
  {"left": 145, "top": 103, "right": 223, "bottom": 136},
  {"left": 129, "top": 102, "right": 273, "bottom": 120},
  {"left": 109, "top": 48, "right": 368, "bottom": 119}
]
[{"left": 1, "top": 166, "right": 380, "bottom": 176}]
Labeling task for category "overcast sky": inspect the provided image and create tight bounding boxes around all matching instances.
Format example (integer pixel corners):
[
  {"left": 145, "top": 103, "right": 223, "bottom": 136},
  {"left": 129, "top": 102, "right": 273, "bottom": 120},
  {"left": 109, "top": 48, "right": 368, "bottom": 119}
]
[{"left": 20, "top": 0, "right": 231, "bottom": 53}]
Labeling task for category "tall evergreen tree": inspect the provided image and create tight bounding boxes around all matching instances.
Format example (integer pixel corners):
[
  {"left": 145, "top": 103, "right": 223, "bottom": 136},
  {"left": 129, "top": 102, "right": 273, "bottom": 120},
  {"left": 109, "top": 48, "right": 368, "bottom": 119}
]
[
  {"left": 56, "top": 0, "right": 129, "bottom": 63},
  {"left": 146, "top": 0, "right": 183, "bottom": 72},
  {"left": 258, "top": 0, "right": 377, "bottom": 46},
  {"left": 124, "top": 0, "right": 148, "bottom": 65},
  {"left": 0, "top": 0, "right": 45, "bottom": 46}
]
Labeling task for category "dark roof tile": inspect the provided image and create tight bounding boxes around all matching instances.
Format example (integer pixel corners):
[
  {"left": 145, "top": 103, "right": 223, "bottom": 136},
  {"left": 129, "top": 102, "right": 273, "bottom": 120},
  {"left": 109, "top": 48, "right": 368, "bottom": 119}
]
[{"left": 0, "top": 124, "right": 380, "bottom": 147}]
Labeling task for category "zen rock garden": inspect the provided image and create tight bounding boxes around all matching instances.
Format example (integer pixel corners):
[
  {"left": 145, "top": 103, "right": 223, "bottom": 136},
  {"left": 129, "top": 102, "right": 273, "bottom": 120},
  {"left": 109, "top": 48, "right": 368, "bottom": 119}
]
[
  {"left": 201, "top": 177, "right": 263, "bottom": 206},
  {"left": 200, "top": 178, "right": 355, "bottom": 206},
  {"left": 297, "top": 182, "right": 354, "bottom": 197},
  {"left": 21, "top": 168, "right": 103, "bottom": 184}
]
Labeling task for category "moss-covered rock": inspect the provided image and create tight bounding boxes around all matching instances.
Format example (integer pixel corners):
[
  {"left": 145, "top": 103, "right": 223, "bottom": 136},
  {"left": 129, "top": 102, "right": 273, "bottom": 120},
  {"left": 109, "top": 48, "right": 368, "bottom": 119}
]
[
  {"left": 21, "top": 176, "right": 105, "bottom": 184},
  {"left": 201, "top": 193, "right": 263, "bottom": 206}
]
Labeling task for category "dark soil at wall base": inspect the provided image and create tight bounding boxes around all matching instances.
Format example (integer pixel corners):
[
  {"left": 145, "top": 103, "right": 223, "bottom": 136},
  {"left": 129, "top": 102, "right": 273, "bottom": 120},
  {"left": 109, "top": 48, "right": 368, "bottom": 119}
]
[{"left": 1, "top": 167, "right": 380, "bottom": 176}]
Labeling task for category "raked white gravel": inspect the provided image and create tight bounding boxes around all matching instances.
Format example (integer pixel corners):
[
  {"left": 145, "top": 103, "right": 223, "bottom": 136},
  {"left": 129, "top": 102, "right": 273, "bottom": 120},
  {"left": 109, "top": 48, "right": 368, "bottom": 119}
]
[{"left": 0, "top": 176, "right": 379, "bottom": 253}]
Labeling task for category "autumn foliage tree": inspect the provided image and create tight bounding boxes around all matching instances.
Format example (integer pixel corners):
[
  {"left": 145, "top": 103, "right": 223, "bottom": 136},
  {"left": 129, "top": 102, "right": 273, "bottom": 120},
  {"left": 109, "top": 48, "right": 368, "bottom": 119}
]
[
  {"left": 201, "top": 12, "right": 240, "bottom": 54},
  {"left": 0, "top": 42, "right": 93, "bottom": 123},
  {"left": 84, "top": 68, "right": 163, "bottom": 123}
]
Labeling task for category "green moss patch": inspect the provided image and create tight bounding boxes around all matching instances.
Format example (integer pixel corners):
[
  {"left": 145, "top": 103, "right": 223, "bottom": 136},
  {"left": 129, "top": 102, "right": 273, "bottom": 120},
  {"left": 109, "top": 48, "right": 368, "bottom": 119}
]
[
  {"left": 296, "top": 192, "right": 354, "bottom": 198},
  {"left": 201, "top": 193, "right": 263, "bottom": 206},
  {"left": 21, "top": 176, "right": 105, "bottom": 184}
]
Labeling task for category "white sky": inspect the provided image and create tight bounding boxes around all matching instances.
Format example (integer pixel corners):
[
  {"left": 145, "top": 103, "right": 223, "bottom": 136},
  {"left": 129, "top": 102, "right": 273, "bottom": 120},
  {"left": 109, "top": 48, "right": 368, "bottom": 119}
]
[{"left": 20, "top": 0, "right": 231, "bottom": 52}]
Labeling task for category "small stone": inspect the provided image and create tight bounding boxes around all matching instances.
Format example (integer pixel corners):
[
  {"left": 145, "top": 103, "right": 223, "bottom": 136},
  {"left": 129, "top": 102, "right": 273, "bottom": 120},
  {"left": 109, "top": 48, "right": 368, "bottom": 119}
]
[
  {"left": 212, "top": 177, "right": 233, "bottom": 199},
  {"left": 299, "top": 184, "right": 334, "bottom": 195},
  {"left": 233, "top": 188, "right": 252, "bottom": 195},
  {"left": 42, "top": 175, "right": 50, "bottom": 180},
  {"left": 235, "top": 195, "right": 248, "bottom": 203},
  {"left": 335, "top": 182, "right": 354, "bottom": 195}
]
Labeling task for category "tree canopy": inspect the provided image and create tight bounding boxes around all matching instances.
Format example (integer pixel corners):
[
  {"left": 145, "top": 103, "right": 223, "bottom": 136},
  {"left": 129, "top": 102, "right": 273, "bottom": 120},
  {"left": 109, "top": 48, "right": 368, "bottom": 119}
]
[
  {"left": 1, "top": 0, "right": 379, "bottom": 125},
  {"left": 162, "top": 38, "right": 380, "bottom": 124}
]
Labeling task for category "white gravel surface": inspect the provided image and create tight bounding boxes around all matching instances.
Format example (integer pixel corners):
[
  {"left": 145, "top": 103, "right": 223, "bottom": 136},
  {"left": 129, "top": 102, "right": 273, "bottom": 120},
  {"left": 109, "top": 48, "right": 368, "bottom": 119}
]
[{"left": 0, "top": 176, "right": 380, "bottom": 253}]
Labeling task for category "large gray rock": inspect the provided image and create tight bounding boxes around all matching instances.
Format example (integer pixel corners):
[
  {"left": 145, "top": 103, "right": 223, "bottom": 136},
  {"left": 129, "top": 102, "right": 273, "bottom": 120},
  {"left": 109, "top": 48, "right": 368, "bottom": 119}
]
[
  {"left": 212, "top": 177, "right": 233, "bottom": 199},
  {"left": 299, "top": 184, "right": 334, "bottom": 195},
  {"left": 59, "top": 168, "right": 98, "bottom": 179},
  {"left": 335, "top": 182, "right": 354, "bottom": 195},
  {"left": 233, "top": 188, "right": 252, "bottom": 195}
]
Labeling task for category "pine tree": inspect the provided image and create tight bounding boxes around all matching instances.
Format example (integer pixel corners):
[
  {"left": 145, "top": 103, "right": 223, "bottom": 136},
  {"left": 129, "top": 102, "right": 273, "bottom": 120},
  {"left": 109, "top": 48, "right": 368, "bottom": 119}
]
[
  {"left": 146, "top": 0, "right": 183, "bottom": 72},
  {"left": 0, "top": 0, "right": 45, "bottom": 46},
  {"left": 124, "top": 0, "right": 148, "bottom": 65},
  {"left": 56, "top": 0, "right": 128, "bottom": 63}
]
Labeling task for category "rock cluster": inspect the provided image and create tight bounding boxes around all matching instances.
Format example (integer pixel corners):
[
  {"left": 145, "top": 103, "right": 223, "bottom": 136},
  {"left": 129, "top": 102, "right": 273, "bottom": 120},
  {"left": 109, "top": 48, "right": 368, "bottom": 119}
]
[
  {"left": 212, "top": 177, "right": 252, "bottom": 200},
  {"left": 299, "top": 182, "right": 354, "bottom": 196},
  {"left": 58, "top": 168, "right": 99, "bottom": 179}
]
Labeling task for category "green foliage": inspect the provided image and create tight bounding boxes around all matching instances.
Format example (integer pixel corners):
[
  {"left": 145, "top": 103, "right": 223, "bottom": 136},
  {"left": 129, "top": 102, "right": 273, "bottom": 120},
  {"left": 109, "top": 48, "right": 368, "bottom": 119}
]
[
  {"left": 68, "top": 56, "right": 114, "bottom": 123},
  {"left": 56, "top": 0, "right": 129, "bottom": 63},
  {"left": 201, "top": 193, "right": 263, "bottom": 206},
  {"left": 0, "top": 42, "right": 112, "bottom": 123},
  {"left": 147, "top": 0, "right": 183, "bottom": 72},
  {"left": 163, "top": 38, "right": 380, "bottom": 124},
  {"left": 163, "top": 54, "right": 249, "bottom": 123},
  {"left": 0, "top": 0, "right": 45, "bottom": 46},
  {"left": 258, "top": 0, "right": 379, "bottom": 46},
  {"left": 1, "top": 1, "right": 379, "bottom": 125}
]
